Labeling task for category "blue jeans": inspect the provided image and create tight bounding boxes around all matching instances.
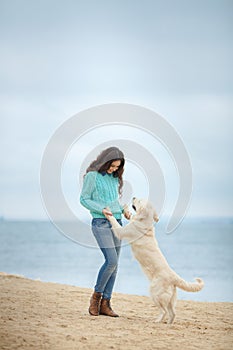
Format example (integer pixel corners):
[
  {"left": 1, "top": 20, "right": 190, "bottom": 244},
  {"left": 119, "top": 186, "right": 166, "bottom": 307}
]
[{"left": 91, "top": 218, "right": 122, "bottom": 299}]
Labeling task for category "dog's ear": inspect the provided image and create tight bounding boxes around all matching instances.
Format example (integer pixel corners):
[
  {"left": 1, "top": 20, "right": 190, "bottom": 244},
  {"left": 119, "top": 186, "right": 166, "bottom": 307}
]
[
  {"left": 153, "top": 209, "right": 159, "bottom": 222},
  {"left": 137, "top": 206, "right": 149, "bottom": 221}
]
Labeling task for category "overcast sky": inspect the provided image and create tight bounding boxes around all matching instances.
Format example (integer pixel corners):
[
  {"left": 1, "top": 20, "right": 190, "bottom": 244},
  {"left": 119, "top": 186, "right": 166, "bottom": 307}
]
[{"left": 1, "top": 0, "right": 233, "bottom": 220}]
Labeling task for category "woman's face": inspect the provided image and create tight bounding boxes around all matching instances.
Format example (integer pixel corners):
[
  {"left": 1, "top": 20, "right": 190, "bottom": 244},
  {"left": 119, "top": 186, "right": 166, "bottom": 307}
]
[{"left": 107, "top": 160, "right": 121, "bottom": 174}]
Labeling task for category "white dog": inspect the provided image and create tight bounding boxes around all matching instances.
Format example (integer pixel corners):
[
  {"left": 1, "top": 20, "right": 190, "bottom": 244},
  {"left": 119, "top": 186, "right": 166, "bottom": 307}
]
[{"left": 107, "top": 198, "right": 204, "bottom": 324}]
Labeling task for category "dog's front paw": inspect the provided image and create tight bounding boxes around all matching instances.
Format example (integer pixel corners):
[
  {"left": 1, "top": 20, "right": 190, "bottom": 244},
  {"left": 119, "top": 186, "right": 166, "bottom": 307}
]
[{"left": 107, "top": 215, "right": 115, "bottom": 224}]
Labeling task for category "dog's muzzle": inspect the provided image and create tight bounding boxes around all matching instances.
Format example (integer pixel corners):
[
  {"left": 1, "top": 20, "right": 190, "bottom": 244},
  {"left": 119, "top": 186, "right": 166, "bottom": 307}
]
[{"left": 132, "top": 205, "right": 136, "bottom": 211}]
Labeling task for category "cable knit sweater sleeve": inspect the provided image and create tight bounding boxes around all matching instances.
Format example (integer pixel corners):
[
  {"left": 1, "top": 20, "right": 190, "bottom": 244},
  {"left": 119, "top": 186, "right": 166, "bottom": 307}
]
[{"left": 79, "top": 171, "right": 105, "bottom": 214}]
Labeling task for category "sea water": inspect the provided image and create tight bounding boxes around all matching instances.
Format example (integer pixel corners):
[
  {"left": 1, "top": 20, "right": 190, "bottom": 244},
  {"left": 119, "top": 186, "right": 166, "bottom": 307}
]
[{"left": 0, "top": 217, "right": 232, "bottom": 302}]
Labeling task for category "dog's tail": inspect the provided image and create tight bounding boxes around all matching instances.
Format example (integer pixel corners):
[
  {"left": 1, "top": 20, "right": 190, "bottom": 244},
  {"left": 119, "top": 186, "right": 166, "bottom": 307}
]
[{"left": 174, "top": 275, "right": 204, "bottom": 292}]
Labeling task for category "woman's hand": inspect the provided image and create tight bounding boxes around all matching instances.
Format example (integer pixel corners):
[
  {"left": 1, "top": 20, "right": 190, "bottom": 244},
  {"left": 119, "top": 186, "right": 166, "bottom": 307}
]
[
  {"left": 102, "top": 207, "right": 113, "bottom": 219},
  {"left": 123, "top": 210, "right": 132, "bottom": 220},
  {"left": 122, "top": 204, "right": 132, "bottom": 220}
]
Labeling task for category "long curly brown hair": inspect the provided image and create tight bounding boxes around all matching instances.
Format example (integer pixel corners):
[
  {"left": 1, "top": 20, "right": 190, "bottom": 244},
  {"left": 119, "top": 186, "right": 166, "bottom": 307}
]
[{"left": 85, "top": 147, "right": 125, "bottom": 196}]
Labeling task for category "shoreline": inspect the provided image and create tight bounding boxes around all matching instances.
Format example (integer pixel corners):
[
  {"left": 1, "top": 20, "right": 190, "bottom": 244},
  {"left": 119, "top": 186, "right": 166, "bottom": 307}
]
[{"left": 0, "top": 272, "right": 232, "bottom": 349}]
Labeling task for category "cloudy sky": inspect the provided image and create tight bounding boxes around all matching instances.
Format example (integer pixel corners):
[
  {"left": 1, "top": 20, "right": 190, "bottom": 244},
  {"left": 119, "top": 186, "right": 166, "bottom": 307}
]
[{"left": 1, "top": 0, "right": 232, "bottom": 220}]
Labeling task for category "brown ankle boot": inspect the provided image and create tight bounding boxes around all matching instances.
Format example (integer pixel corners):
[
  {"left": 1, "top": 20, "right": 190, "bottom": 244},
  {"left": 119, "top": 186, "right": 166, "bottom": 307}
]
[
  {"left": 99, "top": 298, "right": 119, "bottom": 317},
  {"left": 88, "top": 291, "right": 102, "bottom": 316}
]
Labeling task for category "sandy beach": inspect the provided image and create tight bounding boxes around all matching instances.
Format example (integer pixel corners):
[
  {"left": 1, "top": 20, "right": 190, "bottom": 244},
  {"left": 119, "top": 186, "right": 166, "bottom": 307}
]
[{"left": 0, "top": 272, "right": 232, "bottom": 350}]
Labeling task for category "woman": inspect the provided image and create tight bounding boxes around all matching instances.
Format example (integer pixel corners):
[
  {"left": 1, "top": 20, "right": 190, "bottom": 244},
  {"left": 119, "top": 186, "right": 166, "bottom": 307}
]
[{"left": 80, "top": 147, "right": 131, "bottom": 317}]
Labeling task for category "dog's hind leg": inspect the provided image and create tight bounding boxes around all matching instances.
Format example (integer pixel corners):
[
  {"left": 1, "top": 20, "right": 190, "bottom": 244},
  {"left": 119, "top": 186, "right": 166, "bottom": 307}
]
[
  {"left": 151, "top": 294, "right": 168, "bottom": 323},
  {"left": 167, "top": 288, "right": 177, "bottom": 324},
  {"left": 150, "top": 280, "right": 170, "bottom": 323},
  {"left": 156, "top": 307, "right": 167, "bottom": 323},
  {"left": 155, "top": 301, "right": 168, "bottom": 323}
]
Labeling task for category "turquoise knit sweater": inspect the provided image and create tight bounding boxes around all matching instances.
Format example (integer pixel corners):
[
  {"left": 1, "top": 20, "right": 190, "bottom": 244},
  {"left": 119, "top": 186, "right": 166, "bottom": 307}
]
[{"left": 80, "top": 171, "right": 123, "bottom": 219}]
